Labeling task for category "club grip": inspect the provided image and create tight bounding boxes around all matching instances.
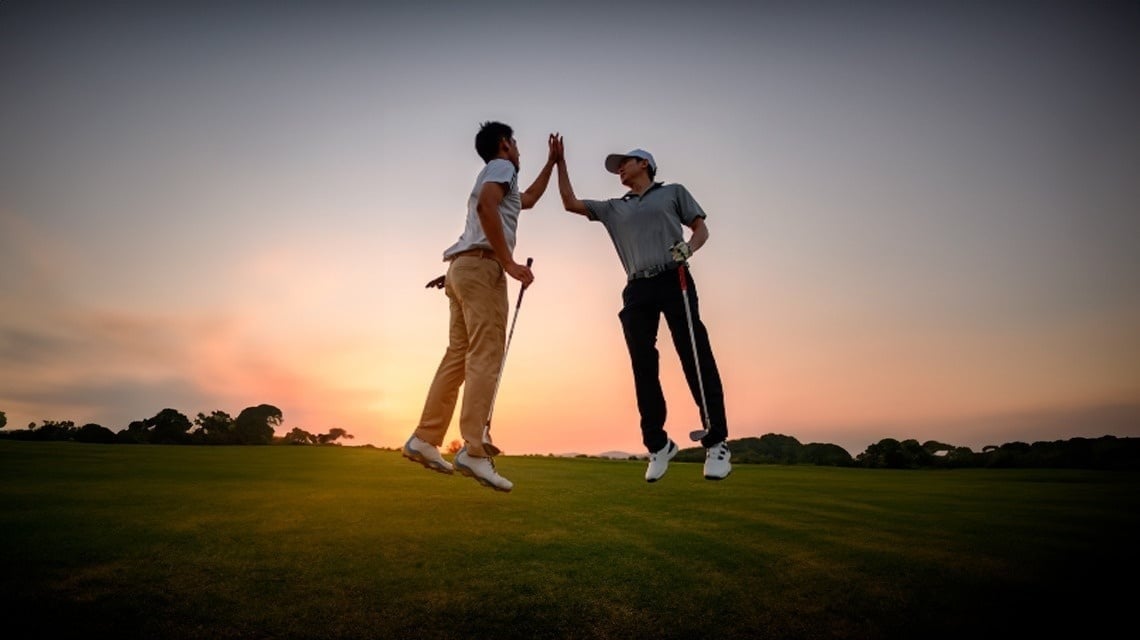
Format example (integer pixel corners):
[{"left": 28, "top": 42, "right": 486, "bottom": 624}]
[
  {"left": 678, "top": 264, "right": 688, "bottom": 291},
  {"left": 525, "top": 257, "right": 533, "bottom": 267}
]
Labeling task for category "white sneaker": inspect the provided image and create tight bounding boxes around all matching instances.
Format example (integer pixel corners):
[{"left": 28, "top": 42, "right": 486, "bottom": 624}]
[
  {"left": 645, "top": 439, "right": 678, "bottom": 483},
  {"left": 704, "top": 441, "right": 732, "bottom": 480},
  {"left": 454, "top": 447, "right": 513, "bottom": 492},
  {"left": 402, "top": 435, "right": 454, "bottom": 475}
]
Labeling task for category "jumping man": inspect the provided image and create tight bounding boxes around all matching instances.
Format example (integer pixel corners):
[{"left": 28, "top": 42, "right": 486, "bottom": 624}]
[{"left": 553, "top": 136, "right": 731, "bottom": 482}]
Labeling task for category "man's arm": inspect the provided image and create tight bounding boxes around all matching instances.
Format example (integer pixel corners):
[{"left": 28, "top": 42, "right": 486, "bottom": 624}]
[
  {"left": 477, "top": 181, "right": 534, "bottom": 286},
  {"left": 687, "top": 217, "right": 709, "bottom": 254},
  {"left": 671, "top": 216, "right": 710, "bottom": 263},
  {"left": 520, "top": 133, "right": 559, "bottom": 209},
  {"left": 553, "top": 136, "right": 590, "bottom": 217}
]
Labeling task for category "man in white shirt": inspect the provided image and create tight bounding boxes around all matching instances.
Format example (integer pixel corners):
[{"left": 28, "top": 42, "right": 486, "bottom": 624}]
[{"left": 403, "top": 122, "right": 558, "bottom": 492}]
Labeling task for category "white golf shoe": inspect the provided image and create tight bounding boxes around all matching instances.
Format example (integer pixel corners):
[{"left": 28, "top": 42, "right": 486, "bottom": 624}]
[
  {"left": 402, "top": 435, "right": 454, "bottom": 475},
  {"left": 645, "top": 439, "right": 678, "bottom": 483},
  {"left": 454, "top": 447, "right": 513, "bottom": 492},
  {"left": 704, "top": 441, "right": 732, "bottom": 480}
]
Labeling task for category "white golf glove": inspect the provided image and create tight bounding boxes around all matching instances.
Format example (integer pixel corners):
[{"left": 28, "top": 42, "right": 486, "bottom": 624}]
[{"left": 669, "top": 241, "right": 692, "bottom": 263}]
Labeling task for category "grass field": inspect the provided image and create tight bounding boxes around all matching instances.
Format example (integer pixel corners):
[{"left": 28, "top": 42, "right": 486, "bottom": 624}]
[{"left": 1, "top": 441, "right": 1137, "bottom": 639}]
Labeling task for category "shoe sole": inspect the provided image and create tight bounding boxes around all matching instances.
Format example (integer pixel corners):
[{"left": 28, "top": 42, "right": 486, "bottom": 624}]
[
  {"left": 455, "top": 461, "right": 512, "bottom": 493},
  {"left": 403, "top": 449, "right": 454, "bottom": 475}
]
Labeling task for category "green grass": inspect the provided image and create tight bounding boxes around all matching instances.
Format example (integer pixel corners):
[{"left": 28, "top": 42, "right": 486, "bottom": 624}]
[{"left": 2, "top": 441, "right": 1137, "bottom": 639}]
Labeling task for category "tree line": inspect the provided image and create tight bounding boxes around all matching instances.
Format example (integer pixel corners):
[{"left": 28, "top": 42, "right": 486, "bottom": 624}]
[
  {"left": 2, "top": 408, "right": 1135, "bottom": 469},
  {"left": 671, "top": 433, "right": 1140, "bottom": 470},
  {"left": 0, "top": 406, "right": 353, "bottom": 446}
]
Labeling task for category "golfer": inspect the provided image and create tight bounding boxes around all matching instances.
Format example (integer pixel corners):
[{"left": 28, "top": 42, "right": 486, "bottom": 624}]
[
  {"left": 403, "top": 122, "right": 558, "bottom": 492},
  {"left": 553, "top": 136, "right": 731, "bottom": 482}
]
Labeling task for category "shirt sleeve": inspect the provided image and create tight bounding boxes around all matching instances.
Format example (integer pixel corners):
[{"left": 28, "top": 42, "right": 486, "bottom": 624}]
[
  {"left": 582, "top": 199, "right": 609, "bottom": 222},
  {"left": 674, "top": 185, "right": 707, "bottom": 225},
  {"left": 480, "top": 159, "right": 516, "bottom": 187}
]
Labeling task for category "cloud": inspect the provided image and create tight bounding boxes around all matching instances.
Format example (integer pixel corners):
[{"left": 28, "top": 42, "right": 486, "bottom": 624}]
[{"left": 0, "top": 327, "right": 81, "bottom": 365}]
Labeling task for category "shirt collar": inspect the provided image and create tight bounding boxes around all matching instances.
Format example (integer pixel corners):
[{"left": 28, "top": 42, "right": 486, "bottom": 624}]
[{"left": 622, "top": 181, "right": 664, "bottom": 201}]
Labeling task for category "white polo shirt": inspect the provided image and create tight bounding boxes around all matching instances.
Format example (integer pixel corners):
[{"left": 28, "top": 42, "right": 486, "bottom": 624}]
[{"left": 442, "top": 158, "right": 521, "bottom": 260}]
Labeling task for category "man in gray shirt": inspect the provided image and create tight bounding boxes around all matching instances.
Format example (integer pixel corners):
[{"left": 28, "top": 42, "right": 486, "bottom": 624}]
[{"left": 553, "top": 136, "right": 731, "bottom": 482}]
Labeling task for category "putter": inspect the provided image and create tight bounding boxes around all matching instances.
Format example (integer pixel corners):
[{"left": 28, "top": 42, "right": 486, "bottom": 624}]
[
  {"left": 481, "top": 257, "right": 533, "bottom": 456},
  {"left": 679, "top": 264, "right": 713, "bottom": 442}
]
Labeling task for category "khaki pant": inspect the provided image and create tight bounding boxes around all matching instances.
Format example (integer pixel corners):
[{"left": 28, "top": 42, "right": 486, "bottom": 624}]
[{"left": 414, "top": 256, "right": 507, "bottom": 457}]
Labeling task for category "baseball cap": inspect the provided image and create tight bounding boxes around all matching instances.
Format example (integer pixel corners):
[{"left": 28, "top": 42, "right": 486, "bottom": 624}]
[{"left": 604, "top": 149, "right": 656, "bottom": 174}]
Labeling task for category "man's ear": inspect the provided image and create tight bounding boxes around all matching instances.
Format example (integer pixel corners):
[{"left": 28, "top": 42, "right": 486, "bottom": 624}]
[{"left": 499, "top": 137, "right": 511, "bottom": 155}]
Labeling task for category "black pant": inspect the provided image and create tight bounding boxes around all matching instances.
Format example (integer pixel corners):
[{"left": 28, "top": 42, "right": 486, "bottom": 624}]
[{"left": 619, "top": 265, "right": 727, "bottom": 453}]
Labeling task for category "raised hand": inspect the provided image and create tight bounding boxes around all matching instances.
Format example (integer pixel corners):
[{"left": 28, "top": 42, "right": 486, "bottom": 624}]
[
  {"left": 552, "top": 134, "right": 565, "bottom": 164},
  {"left": 547, "top": 132, "right": 562, "bottom": 165}
]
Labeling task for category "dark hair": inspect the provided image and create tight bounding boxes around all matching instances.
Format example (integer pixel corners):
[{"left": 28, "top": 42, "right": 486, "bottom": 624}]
[
  {"left": 646, "top": 163, "right": 656, "bottom": 181},
  {"left": 475, "top": 121, "right": 513, "bottom": 163}
]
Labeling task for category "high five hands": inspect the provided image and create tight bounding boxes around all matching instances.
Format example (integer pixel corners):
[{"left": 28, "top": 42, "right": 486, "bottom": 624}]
[{"left": 550, "top": 133, "right": 564, "bottom": 165}]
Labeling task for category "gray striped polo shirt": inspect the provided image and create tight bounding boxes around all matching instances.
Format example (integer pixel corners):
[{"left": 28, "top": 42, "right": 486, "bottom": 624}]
[{"left": 583, "top": 182, "right": 707, "bottom": 280}]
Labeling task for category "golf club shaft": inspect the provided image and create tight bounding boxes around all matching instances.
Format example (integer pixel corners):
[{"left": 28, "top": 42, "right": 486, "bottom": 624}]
[
  {"left": 482, "top": 257, "right": 533, "bottom": 454},
  {"left": 679, "top": 265, "right": 712, "bottom": 440}
]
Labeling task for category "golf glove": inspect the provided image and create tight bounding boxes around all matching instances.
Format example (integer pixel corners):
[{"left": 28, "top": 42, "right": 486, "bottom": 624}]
[{"left": 669, "top": 241, "right": 692, "bottom": 263}]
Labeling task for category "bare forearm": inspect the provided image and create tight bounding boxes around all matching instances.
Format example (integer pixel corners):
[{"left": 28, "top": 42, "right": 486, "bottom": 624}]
[
  {"left": 477, "top": 203, "right": 513, "bottom": 263},
  {"left": 557, "top": 161, "right": 589, "bottom": 216},
  {"left": 521, "top": 160, "right": 556, "bottom": 209},
  {"left": 688, "top": 218, "right": 709, "bottom": 253}
]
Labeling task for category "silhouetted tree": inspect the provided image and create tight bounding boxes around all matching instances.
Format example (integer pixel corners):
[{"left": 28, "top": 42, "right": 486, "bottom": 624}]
[
  {"left": 283, "top": 427, "right": 317, "bottom": 445},
  {"left": 803, "top": 442, "right": 854, "bottom": 466},
  {"left": 145, "top": 408, "right": 193, "bottom": 444},
  {"left": 0, "top": 419, "right": 76, "bottom": 441},
  {"left": 34, "top": 420, "right": 77, "bottom": 441},
  {"left": 701, "top": 434, "right": 805, "bottom": 464},
  {"left": 985, "top": 441, "right": 1031, "bottom": 468},
  {"left": 192, "top": 410, "right": 236, "bottom": 445},
  {"left": 0, "top": 410, "right": 7, "bottom": 430},
  {"left": 899, "top": 439, "right": 933, "bottom": 468},
  {"left": 922, "top": 440, "right": 955, "bottom": 455},
  {"left": 943, "top": 446, "right": 978, "bottom": 468},
  {"left": 317, "top": 428, "right": 353, "bottom": 445},
  {"left": 233, "top": 404, "right": 282, "bottom": 445},
  {"left": 75, "top": 423, "right": 116, "bottom": 444},
  {"left": 117, "top": 419, "right": 150, "bottom": 444},
  {"left": 857, "top": 438, "right": 909, "bottom": 468}
]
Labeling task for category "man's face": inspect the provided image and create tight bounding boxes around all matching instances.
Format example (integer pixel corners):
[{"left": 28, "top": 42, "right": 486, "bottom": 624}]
[
  {"left": 503, "top": 137, "right": 520, "bottom": 169},
  {"left": 617, "top": 156, "right": 647, "bottom": 186}
]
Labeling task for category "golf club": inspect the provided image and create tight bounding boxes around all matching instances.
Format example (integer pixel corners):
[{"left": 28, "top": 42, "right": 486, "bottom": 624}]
[
  {"left": 481, "top": 256, "right": 533, "bottom": 456},
  {"left": 679, "top": 264, "right": 712, "bottom": 442}
]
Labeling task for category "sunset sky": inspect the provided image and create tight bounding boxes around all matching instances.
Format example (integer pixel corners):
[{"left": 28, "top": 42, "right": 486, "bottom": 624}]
[{"left": 2, "top": 0, "right": 1138, "bottom": 456}]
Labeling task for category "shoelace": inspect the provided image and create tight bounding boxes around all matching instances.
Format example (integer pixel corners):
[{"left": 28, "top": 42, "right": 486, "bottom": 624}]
[{"left": 482, "top": 454, "right": 504, "bottom": 477}]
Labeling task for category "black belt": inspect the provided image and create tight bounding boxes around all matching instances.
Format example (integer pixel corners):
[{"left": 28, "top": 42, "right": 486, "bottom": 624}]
[{"left": 629, "top": 263, "right": 679, "bottom": 281}]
